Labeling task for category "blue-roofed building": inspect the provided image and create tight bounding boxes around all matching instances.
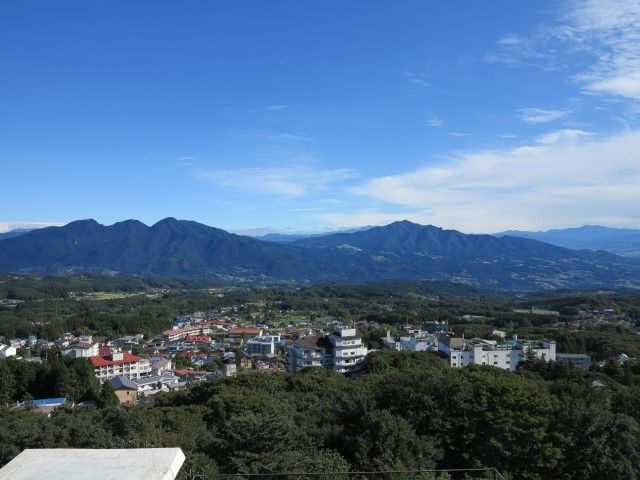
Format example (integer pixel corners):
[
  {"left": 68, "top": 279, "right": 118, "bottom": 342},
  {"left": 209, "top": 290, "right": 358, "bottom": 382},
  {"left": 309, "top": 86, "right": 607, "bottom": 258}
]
[
  {"left": 15, "top": 397, "right": 67, "bottom": 416},
  {"left": 30, "top": 397, "right": 66, "bottom": 407}
]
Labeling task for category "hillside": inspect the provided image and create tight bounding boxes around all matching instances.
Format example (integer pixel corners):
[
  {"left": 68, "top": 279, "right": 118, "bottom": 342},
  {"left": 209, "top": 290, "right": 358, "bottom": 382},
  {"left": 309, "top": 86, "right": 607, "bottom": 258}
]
[{"left": 0, "top": 219, "right": 639, "bottom": 290}]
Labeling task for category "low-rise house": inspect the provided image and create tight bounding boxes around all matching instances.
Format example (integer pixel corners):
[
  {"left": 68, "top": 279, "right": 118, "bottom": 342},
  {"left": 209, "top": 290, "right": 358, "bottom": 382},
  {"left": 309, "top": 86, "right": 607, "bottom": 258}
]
[
  {"left": 134, "top": 373, "right": 181, "bottom": 395},
  {"left": 236, "top": 351, "right": 253, "bottom": 370},
  {"left": 219, "top": 362, "right": 237, "bottom": 377},
  {"left": 112, "top": 334, "right": 143, "bottom": 347},
  {"left": 399, "top": 336, "right": 433, "bottom": 352},
  {"left": 110, "top": 376, "right": 139, "bottom": 405},
  {"left": 89, "top": 350, "right": 151, "bottom": 382}
]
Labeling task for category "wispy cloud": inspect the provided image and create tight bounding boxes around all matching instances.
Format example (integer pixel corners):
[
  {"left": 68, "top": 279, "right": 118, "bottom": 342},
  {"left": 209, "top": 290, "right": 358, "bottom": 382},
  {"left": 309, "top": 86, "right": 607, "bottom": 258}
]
[
  {"left": 490, "top": 0, "right": 640, "bottom": 101},
  {"left": 326, "top": 130, "right": 640, "bottom": 232},
  {"left": 178, "top": 156, "right": 198, "bottom": 167},
  {"left": 518, "top": 107, "right": 569, "bottom": 123},
  {"left": 448, "top": 132, "right": 471, "bottom": 137},
  {"left": 194, "top": 164, "right": 355, "bottom": 197},
  {"left": 225, "top": 131, "right": 313, "bottom": 144},
  {"left": 564, "top": 0, "right": 640, "bottom": 100},
  {"left": 426, "top": 117, "right": 443, "bottom": 127},
  {"left": 405, "top": 71, "right": 431, "bottom": 87},
  {"left": 266, "top": 105, "right": 288, "bottom": 111},
  {"left": 0, "top": 221, "right": 63, "bottom": 234},
  {"left": 536, "top": 128, "right": 591, "bottom": 144}
]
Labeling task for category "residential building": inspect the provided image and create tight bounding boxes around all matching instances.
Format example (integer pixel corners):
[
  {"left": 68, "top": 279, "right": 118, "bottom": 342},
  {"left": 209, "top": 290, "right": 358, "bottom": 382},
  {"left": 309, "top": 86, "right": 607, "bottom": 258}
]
[
  {"left": 110, "top": 376, "right": 139, "bottom": 405},
  {"left": 62, "top": 341, "right": 99, "bottom": 358},
  {"left": 439, "top": 334, "right": 556, "bottom": 371},
  {"left": 149, "top": 356, "right": 173, "bottom": 375},
  {"left": 399, "top": 336, "right": 433, "bottom": 352},
  {"left": 228, "top": 327, "right": 263, "bottom": 340},
  {"left": 288, "top": 335, "right": 332, "bottom": 372},
  {"left": 423, "top": 321, "right": 449, "bottom": 334},
  {"left": 288, "top": 327, "right": 368, "bottom": 375},
  {"left": 162, "top": 320, "right": 228, "bottom": 341},
  {"left": 381, "top": 330, "right": 401, "bottom": 350},
  {"left": 89, "top": 350, "right": 151, "bottom": 382},
  {"left": 134, "top": 374, "right": 182, "bottom": 395},
  {"left": 245, "top": 334, "right": 281, "bottom": 356}
]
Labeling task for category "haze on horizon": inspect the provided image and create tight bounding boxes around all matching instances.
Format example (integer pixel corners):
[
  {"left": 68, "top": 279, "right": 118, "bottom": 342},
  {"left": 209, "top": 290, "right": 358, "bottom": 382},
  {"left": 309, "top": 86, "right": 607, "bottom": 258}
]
[{"left": 2, "top": 0, "right": 639, "bottom": 234}]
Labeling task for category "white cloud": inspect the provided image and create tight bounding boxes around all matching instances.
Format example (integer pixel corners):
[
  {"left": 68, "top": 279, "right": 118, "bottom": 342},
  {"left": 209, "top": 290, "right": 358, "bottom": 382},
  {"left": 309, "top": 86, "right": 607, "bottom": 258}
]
[
  {"left": 194, "top": 164, "right": 354, "bottom": 197},
  {"left": 448, "top": 132, "right": 471, "bottom": 137},
  {"left": 536, "top": 128, "right": 591, "bottom": 144},
  {"left": 518, "top": 108, "right": 569, "bottom": 123},
  {"left": 0, "top": 221, "right": 62, "bottom": 234},
  {"left": 563, "top": 0, "right": 640, "bottom": 99},
  {"left": 426, "top": 117, "right": 443, "bottom": 127},
  {"left": 331, "top": 130, "right": 640, "bottom": 232},
  {"left": 491, "top": 0, "right": 640, "bottom": 101},
  {"left": 405, "top": 71, "right": 430, "bottom": 87}
]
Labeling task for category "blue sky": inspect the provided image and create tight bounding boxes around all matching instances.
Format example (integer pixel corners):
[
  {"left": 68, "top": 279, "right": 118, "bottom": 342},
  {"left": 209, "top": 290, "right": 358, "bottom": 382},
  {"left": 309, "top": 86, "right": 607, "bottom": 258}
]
[{"left": 2, "top": 0, "right": 639, "bottom": 234}]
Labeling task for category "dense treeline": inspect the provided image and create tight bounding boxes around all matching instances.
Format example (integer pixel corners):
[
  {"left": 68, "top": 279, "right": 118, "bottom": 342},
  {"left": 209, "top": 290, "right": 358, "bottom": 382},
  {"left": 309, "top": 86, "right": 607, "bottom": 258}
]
[
  {"left": 0, "top": 274, "right": 212, "bottom": 300},
  {"left": 2, "top": 351, "right": 640, "bottom": 479},
  {"left": 0, "top": 356, "right": 116, "bottom": 406}
]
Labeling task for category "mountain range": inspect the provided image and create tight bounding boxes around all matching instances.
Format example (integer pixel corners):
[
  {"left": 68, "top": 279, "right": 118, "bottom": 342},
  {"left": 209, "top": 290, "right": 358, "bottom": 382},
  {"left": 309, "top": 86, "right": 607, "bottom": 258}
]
[
  {"left": 496, "top": 225, "right": 640, "bottom": 257},
  {"left": 0, "top": 218, "right": 638, "bottom": 291}
]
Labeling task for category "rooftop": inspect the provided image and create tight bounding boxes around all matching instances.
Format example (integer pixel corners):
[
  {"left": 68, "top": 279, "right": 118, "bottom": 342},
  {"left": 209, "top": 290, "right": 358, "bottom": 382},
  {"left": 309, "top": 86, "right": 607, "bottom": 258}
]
[
  {"left": 0, "top": 448, "right": 185, "bottom": 480},
  {"left": 89, "top": 352, "right": 141, "bottom": 368}
]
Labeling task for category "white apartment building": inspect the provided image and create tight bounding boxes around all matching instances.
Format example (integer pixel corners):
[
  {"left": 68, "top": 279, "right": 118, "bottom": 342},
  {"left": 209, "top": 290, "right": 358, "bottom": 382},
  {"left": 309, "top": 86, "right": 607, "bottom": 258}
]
[
  {"left": 89, "top": 351, "right": 151, "bottom": 382},
  {"left": 439, "top": 334, "right": 556, "bottom": 371},
  {"left": 329, "top": 327, "right": 368, "bottom": 374},
  {"left": 288, "top": 327, "right": 368, "bottom": 375},
  {"left": 245, "top": 334, "right": 281, "bottom": 356}
]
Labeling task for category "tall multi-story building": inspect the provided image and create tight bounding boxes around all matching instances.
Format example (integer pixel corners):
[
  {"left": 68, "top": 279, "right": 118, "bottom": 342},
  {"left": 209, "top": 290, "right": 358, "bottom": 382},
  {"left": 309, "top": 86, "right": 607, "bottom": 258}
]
[
  {"left": 328, "top": 327, "right": 368, "bottom": 374},
  {"left": 438, "top": 334, "right": 556, "bottom": 371},
  {"left": 288, "top": 327, "right": 368, "bottom": 375}
]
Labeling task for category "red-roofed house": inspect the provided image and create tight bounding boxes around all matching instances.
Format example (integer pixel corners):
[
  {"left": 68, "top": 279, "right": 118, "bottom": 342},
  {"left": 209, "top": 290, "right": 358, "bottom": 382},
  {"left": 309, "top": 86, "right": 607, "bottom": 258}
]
[{"left": 89, "top": 351, "right": 151, "bottom": 382}]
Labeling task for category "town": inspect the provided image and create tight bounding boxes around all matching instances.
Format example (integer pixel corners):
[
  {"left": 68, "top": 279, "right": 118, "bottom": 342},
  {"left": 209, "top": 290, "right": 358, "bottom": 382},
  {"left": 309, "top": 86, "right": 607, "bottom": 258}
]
[{"left": 1, "top": 305, "right": 604, "bottom": 412}]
